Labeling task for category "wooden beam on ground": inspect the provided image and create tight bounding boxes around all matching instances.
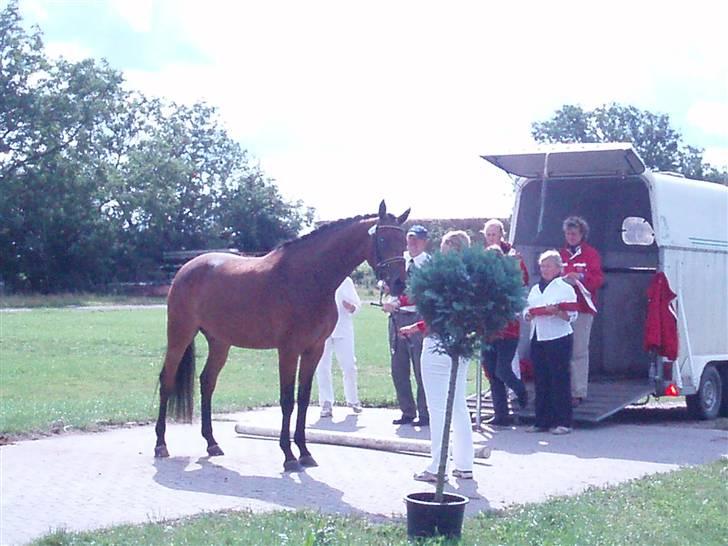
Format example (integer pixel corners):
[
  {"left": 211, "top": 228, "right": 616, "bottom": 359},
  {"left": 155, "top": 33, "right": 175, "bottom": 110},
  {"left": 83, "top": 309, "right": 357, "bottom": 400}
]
[{"left": 234, "top": 424, "right": 491, "bottom": 459}]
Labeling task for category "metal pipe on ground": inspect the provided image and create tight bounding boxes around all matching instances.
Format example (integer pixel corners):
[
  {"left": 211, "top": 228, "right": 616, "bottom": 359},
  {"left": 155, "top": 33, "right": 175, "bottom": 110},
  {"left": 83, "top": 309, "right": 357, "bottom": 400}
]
[{"left": 234, "top": 424, "right": 492, "bottom": 459}]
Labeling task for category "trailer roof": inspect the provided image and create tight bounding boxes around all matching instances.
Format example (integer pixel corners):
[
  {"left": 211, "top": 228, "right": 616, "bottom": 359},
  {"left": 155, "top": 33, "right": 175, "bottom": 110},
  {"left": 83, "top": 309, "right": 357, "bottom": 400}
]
[
  {"left": 482, "top": 144, "right": 728, "bottom": 253},
  {"left": 481, "top": 143, "right": 645, "bottom": 178},
  {"left": 649, "top": 172, "right": 728, "bottom": 251}
]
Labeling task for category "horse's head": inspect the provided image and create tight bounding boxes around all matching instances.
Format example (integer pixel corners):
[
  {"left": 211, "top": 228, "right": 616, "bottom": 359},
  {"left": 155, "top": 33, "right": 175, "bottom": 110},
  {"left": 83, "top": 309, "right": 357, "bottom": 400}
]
[{"left": 368, "top": 200, "right": 410, "bottom": 297}]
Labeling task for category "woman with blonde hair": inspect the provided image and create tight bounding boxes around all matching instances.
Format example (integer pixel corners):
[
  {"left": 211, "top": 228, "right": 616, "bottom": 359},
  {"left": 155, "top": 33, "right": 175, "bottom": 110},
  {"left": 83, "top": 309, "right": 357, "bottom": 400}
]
[
  {"left": 399, "top": 229, "right": 475, "bottom": 481},
  {"left": 524, "top": 250, "right": 578, "bottom": 434}
]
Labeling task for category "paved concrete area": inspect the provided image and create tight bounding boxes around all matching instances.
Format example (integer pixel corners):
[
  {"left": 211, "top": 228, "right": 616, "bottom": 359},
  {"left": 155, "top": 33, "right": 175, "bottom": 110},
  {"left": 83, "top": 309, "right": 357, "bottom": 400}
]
[{"left": 1, "top": 407, "right": 726, "bottom": 545}]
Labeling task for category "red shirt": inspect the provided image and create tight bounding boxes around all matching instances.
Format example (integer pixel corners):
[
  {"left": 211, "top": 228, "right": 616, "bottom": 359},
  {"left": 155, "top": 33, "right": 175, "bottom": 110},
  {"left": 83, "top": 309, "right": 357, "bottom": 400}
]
[{"left": 559, "top": 241, "right": 604, "bottom": 314}]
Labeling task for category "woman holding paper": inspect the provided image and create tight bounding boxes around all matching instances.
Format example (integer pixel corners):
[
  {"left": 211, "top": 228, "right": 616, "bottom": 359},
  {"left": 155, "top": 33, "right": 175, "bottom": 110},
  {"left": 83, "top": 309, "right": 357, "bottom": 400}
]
[
  {"left": 559, "top": 216, "right": 604, "bottom": 407},
  {"left": 524, "top": 250, "right": 578, "bottom": 434}
]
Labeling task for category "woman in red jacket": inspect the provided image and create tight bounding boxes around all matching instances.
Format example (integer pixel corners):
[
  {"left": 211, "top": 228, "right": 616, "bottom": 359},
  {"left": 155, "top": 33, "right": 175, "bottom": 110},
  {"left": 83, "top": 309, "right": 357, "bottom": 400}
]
[
  {"left": 480, "top": 219, "right": 529, "bottom": 426},
  {"left": 559, "top": 216, "right": 604, "bottom": 407}
]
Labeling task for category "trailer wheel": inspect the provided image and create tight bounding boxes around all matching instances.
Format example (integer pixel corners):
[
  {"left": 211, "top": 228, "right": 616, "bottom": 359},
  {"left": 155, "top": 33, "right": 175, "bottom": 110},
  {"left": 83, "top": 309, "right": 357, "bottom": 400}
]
[
  {"left": 686, "top": 365, "right": 722, "bottom": 420},
  {"left": 719, "top": 366, "right": 728, "bottom": 417}
]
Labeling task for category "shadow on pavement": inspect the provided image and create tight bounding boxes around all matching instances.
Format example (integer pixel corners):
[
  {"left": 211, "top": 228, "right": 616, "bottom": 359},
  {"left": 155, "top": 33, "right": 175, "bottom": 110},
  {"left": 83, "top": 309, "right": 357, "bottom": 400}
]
[
  {"left": 152, "top": 456, "right": 368, "bottom": 517},
  {"left": 483, "top": 404, "right": 728, "bottom": 465}
]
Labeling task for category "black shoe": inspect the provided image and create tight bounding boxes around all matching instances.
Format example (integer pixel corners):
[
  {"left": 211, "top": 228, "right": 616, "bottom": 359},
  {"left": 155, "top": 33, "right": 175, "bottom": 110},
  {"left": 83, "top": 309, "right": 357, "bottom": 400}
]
[
  {"left": 393, "top": 415, "right": 415, "bottom": 425},
  {"left": 412, "top": 418, "right": 429, "bottom": 427},
  {"left": 489, "top": 416, "right": 512, "bottom": 427}
]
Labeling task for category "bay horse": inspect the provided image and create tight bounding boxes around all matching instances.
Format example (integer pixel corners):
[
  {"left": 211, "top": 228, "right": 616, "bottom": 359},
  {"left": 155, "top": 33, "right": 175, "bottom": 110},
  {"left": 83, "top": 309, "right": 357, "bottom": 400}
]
[{"left": 154, "top": 200, "right": 410, "bottom": 471}]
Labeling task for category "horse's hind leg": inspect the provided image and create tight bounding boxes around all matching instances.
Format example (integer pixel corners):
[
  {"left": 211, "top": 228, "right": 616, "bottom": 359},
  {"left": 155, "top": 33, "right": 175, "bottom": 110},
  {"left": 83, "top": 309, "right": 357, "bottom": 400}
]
[
  {"left": 155, "top": 312, "right": 199, "bottom": 458},
  {"left": 294, "top": 344, "right": 325, "bottom": 468},
  {"left": 200, "top": 336, "right": 231, "bottom": 456},
  {"left": 155, "top": 341, "right": 194, "bottom": 458}
]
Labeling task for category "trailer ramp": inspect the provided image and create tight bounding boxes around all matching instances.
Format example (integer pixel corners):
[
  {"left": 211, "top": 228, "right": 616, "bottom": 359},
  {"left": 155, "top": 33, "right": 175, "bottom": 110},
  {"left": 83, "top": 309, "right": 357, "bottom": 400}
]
[{"left": 469, "top": 379, "right": 654, "bottom": 424}]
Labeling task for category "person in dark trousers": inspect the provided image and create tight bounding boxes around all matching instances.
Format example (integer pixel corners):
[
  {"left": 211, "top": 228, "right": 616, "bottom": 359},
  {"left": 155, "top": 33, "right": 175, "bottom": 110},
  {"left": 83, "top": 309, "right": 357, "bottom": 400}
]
[
  {"left": 382, "top": 224, "right": 430, "bottom": 426},
  {"left": 480, "top": 220, "right": 530, "bottom": 426},
  {"left": 523, "top": 250, "right": 578, "bottom": 435}
]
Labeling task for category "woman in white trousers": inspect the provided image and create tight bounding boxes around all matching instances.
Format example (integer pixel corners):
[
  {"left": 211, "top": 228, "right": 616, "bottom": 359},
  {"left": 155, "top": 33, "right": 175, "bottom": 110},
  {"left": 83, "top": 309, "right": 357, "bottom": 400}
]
[
  {"left": 419, "top": 337, "right": 473, "bottom": 480},
  {"left": 400, "top": 231, "right": 474, "bottom": 481},
  {"left": 316, "top": 276, "right": 362, "bottom": 417}
]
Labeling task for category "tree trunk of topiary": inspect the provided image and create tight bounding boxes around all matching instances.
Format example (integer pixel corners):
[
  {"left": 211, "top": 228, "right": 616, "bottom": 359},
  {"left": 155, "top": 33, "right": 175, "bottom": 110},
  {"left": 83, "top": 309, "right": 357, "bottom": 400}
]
[{"left": 434, "top": 351, "right": 460, "bottom": 503}]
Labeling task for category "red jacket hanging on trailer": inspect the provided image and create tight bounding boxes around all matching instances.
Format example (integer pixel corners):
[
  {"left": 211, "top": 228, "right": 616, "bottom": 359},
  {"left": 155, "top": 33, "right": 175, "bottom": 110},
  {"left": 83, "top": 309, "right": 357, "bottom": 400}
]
[{"left": 644, "top": 272, "right": 679, "bottom": 361}]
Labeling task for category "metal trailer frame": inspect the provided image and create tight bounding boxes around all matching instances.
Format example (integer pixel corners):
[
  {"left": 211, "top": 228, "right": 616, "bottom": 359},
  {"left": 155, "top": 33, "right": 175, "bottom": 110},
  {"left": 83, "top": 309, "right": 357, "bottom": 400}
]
[{"left": 474, "top": 143, "right": 728, "bottom": 422}]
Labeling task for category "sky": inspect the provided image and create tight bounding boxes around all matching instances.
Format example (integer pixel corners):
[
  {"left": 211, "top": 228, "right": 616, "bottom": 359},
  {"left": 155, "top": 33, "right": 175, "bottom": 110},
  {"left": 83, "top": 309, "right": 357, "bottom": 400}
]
[{"left": 15, "top": 0, "right": 728, "bottom": 222}]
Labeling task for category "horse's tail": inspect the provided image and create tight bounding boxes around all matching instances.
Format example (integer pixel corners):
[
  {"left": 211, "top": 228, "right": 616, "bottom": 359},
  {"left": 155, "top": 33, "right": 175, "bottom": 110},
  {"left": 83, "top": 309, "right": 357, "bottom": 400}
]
[{"left": 164, "top": 341, "right": 196, "bottom": 423}]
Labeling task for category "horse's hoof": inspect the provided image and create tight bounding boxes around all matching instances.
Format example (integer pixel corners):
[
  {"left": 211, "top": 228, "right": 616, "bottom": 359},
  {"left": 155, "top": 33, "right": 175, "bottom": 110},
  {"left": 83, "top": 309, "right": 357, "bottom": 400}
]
[
  {"left": 207, "top": 444, "right": 225, "bottom": 457},
  {"left": 283, "top": 459, "right": 303, "bottom": 472},
  {"left": 154, "top": 445, "right": 169, "bottom": 458},
  {"left": 298, "top": 455, "right": 318, "bottom": 467}
]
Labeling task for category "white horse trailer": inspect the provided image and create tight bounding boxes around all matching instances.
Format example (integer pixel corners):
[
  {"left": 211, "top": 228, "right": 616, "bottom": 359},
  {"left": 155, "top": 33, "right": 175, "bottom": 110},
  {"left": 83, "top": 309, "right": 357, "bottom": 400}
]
[{"left": 482, "top": 144, "right": 728, "bottom": 421}]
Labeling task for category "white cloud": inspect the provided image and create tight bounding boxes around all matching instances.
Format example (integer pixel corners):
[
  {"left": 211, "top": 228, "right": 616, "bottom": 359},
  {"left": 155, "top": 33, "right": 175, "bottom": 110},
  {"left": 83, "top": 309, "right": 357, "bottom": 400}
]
[
  {"left": 686, "top": 101, "right": 728, "bottom": 139},
  {"left": 703, "top": 147, "right": 728, "bottom": 170},
  {"left": 109, "top": 0, "right": 154, "bottom": 33},
  {"left": 34, "top": 0, "right": 728, "bottom": 219},
  {"left": 44, "top": 41, "right": 93, "bottom": 62},
  {"left": 19, "top": 0, "right": 49, "bottom": 22}
]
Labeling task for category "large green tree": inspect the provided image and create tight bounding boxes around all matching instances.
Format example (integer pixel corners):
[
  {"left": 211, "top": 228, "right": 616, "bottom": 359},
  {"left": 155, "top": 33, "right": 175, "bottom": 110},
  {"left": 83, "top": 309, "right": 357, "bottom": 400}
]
[
  {"left": 0, "top": 1, "right": 313, "bottom": 292},
  {"left": 532, "top": 103, "right": 727, "bottom": 185},
  {"left": 1, "top": 3, "right": 130, "bottom": 291}
]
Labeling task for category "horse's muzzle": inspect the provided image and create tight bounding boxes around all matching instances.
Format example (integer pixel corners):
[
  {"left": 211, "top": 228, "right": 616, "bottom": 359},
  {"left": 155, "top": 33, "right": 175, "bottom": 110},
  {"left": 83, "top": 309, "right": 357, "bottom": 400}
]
[{"left": 388, "top": 277, "right": 406, "bottom": 297}]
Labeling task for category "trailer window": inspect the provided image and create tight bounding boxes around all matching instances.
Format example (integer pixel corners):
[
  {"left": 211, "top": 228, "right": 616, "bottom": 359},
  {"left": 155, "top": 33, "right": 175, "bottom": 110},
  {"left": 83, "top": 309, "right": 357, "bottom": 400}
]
[{"left": 622, "top": 217, "right": 655, "bottom": 246}]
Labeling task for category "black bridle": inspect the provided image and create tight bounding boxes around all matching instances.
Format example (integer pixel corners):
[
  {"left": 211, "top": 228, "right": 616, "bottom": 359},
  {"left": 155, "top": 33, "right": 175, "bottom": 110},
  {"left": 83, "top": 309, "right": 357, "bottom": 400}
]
[{"left": 372, "top": 223, "right": 406, "bottom": 281}]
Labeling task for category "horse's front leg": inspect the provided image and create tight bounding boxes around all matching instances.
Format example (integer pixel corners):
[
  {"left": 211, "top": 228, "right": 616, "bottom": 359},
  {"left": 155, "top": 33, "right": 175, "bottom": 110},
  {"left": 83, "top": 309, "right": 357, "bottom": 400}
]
[
  {"left": 294, "top": 344, "right": 325, "bottom": 467},
  {"left": 278, "top": 349, "right": 301, "bottom": 471}
]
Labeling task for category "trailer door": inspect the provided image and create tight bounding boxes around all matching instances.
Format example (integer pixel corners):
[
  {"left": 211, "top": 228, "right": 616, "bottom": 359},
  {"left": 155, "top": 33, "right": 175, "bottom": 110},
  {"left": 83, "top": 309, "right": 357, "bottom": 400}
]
[{"left": 481, "top": 143, "right": 646, "bottom": 179}]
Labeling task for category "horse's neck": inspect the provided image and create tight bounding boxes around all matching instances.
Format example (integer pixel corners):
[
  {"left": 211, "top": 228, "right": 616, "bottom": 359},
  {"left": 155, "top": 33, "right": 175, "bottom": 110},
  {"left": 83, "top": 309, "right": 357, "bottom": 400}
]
[{"left": 280, "top": 219, "right": 372, "bottom": 295}]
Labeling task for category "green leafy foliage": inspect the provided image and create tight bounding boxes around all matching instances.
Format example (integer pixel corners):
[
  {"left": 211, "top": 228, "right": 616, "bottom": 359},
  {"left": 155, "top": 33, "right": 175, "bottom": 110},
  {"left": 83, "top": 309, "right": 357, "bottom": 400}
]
[
  {"left": 408, "top": 246, "right": 527, "bottom": 360},
  {"left": 0, "top": 1, "right": 314, "bottom": 292}
]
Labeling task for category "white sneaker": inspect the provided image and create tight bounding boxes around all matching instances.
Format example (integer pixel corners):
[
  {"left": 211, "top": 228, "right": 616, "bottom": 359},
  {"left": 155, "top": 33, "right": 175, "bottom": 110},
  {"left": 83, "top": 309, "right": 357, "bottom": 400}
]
[
  {"left": 320, "top": 402, "right": 333, "bottom": 418},
  {"left": 349, "top": 402, "right": 363, "bottom": 414},
  {"left": 550, "top": 426, "right": 572, "bottom": 435},
  {"left": 452, "top": 469, "right": 473, "bottom": 479}
]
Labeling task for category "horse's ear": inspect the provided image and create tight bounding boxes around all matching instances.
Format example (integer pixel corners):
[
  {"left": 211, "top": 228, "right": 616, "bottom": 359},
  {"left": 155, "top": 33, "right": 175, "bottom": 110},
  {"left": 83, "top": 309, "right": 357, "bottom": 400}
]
[
  {"left": 397, "top": 208, "right": 411, "bottom": 225},
  {"left": 378, "top": 200, "right": 387, "bottom": 219}
]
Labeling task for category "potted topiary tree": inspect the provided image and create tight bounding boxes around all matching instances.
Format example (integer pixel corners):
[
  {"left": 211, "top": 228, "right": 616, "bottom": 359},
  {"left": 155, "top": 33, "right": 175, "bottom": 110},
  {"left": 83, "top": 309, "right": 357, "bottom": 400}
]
[{"left": 404, "top": 245, "right": 526, "bottom": 540}]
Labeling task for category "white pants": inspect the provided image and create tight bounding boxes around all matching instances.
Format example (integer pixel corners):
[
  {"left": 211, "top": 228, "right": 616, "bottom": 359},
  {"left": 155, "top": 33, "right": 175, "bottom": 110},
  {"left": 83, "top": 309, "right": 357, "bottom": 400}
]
[
  {"left": 316, "top": 335, "right": 359, "bottom": 405},
  {"left": 421, "top": 336, "right": 473, "bottom": 473},
  {"left": 570, "top": 313, "right": 594, "bottom": 399}
]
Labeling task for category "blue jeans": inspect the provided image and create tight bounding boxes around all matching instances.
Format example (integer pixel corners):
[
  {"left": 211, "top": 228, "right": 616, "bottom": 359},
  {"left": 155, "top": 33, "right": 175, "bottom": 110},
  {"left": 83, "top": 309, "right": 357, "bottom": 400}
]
[{"left": 481, "top": 338, "right": 526, "bottom": 421}]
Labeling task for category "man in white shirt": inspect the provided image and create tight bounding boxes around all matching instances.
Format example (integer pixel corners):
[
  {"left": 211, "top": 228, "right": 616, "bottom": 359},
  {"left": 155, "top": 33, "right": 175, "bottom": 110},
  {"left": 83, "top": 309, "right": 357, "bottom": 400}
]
[
  {"left": 316, "top": 277, "right": 362, "bottom": 418},
  {"left": 382, "top": 224, "right": 430, "bottom": 426}
]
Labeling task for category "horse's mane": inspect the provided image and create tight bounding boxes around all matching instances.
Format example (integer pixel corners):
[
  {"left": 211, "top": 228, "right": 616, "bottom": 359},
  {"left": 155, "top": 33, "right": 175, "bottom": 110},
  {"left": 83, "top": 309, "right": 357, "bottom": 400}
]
[{"left": 276, "top": 213, "right": 383, "bottom": 250}]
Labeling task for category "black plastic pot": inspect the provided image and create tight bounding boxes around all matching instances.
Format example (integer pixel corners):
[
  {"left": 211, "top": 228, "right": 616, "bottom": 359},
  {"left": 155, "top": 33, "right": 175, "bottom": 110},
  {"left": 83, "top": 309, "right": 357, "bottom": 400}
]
[{"left": 404, "top": 491, "right": 469, "bottom": 539}]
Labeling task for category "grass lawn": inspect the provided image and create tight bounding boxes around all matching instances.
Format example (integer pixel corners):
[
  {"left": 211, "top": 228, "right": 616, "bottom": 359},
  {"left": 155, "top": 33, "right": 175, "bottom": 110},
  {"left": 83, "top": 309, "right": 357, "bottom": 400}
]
[
  {"left": 2, "top": 303, "right": 478, "bottom": 435},
  {"left": 32, "top": 459, "right": 728, "bottom": 545},
  {"left": 0, "top": 293, "right": 167, "bottom": 309}
]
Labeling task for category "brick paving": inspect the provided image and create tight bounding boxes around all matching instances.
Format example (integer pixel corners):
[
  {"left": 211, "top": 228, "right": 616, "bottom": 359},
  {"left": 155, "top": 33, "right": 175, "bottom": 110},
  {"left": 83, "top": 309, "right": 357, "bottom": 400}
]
[{"left": 1, "top": 407, "right": 726, "bottom": 545}]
